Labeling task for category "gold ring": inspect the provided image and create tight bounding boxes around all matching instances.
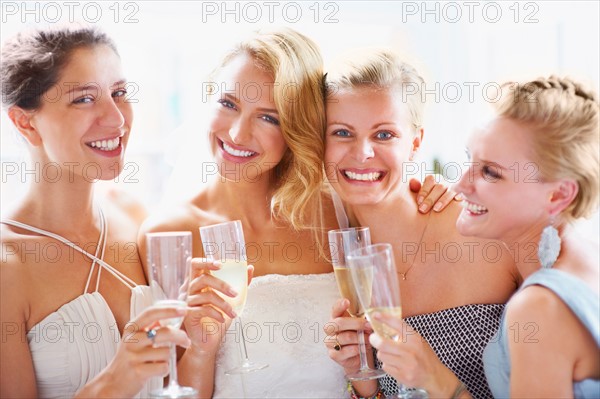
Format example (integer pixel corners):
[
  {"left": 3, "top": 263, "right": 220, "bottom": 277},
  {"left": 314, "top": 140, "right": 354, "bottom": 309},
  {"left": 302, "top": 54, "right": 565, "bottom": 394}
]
[{"left": 333, "top": 334, "right": 342, "bottom": 351}]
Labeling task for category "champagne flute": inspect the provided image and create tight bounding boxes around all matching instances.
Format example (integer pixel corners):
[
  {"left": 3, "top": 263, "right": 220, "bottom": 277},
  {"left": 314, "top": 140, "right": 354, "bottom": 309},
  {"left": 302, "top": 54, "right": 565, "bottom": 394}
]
[
  {"left": 199, "top": 220, "right": 268, "bottom": 375},
  {"left": 328, "top": 227, "right": 386, "bottom": 381},
  {"left": 146, "top": 231, "right": 197, "bottom": 398},
  {"left": 347, "top": 244, "right": 428, "bottom": 399}
]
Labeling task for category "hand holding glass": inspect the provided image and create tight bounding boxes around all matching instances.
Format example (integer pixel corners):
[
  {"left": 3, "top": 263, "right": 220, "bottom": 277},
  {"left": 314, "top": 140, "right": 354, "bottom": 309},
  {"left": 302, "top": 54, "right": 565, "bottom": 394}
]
[
  {"left": 146, "top": 231, "right": 197, "bottom": 398},
  {"left": 347, "top": 244, "right": 428, "bottom": 399},
  {"left": 199, "top": 220, "right": 268, "bottom": 375},
  {"left": 328, "top": 227, "right": 385, "bottom": 381}
]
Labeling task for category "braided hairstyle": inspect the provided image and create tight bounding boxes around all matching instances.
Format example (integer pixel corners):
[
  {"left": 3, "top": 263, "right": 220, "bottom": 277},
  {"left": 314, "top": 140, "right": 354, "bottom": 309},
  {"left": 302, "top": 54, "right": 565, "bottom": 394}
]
[{"left": 496, "top": 76, "right": 599, "bottom": 221}]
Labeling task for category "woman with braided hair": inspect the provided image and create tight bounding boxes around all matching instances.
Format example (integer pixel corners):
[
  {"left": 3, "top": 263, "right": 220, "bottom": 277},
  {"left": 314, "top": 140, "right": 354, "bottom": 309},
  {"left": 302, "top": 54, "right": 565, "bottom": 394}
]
[{"left": 373, "top": 75, "right": 600, "bottom": 398}]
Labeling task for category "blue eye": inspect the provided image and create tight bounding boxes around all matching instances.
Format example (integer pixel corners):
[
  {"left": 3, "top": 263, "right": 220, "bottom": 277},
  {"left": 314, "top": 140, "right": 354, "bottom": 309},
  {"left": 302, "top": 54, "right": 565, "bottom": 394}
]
[
  {"left": 261, "top": 114, "right": 280, "bottom": 126},
  {"left": 217, "top": 98, "right": 236, "bottom": 110},
  {"left": 375, "top": 131, "right": 393, "bottom": 140},
  {"left": 333, "top": 129, "right": 351, "bottom": 138}
]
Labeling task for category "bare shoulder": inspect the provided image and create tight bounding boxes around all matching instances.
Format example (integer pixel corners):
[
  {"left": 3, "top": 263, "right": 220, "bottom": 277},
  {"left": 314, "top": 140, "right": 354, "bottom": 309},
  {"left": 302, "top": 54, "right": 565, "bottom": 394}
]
[
  {"left": 504, "top": 283, "right": 589, "bottom": 368},
  {"left": 429, "top": 200, "right": 464, "bottom": 237},
  {"left": 1, "top": 226, "right": 31, "bottom": 322},
  {"left": 506, "top": 285, "right": 571, "bottom": 328},
  {"left": 1, "top": 223, "right": 36, "bottom": 270}
]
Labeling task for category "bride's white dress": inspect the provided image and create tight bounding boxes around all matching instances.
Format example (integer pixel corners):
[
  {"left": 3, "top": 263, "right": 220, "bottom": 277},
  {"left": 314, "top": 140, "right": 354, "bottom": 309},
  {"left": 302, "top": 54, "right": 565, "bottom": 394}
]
[{"left": 213, "top": 273, "right": 348, "bottom": 398}]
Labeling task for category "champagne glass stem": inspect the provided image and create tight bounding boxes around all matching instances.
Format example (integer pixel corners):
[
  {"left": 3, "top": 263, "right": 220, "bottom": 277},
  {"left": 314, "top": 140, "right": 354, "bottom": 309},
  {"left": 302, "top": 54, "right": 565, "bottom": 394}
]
[
  {"left": 167, "top": 344, "right": 179, "bottom": 390},
  {"left": 238, "top": 317, "right": 251, "bottom": 365},
  {"left": 357, "top": 329, "right": 371, "bottom": 372}
]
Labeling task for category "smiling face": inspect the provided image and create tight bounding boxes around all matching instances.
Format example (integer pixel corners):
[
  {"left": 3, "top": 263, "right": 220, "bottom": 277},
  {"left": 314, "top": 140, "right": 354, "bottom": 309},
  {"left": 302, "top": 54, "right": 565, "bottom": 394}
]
[
  {"left": 325, "top": 87, "right": 421, "bottom": 206},
  {"left": 29, "top": 45, "right": 132, "bottom": 180},
  {"left": 455, "top": 117, "right": 559, "bottom": 242},
  {"left": 208, "top": 54, "right": 288, "bottom": 183}
]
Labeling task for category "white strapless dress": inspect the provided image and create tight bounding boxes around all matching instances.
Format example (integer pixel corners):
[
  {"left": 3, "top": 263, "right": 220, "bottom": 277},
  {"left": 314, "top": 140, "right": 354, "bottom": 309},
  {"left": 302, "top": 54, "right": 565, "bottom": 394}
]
[{"left": 213, "top": 273, "right": 349, "bottom": 398}]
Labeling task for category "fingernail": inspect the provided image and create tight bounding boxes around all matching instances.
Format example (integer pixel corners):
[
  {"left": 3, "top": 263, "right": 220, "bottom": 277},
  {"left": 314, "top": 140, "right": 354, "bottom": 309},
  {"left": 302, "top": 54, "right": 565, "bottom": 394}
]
[
  {"left": 184, "top": 338, "right": 192, "bottom": 348},
  {"left": 176, "top": 308, "right": 187, "bottom": 315},
  {"left": 213, "top": 261, "right": 221, "bottom": 269},
  {"left": 455, "top": 193, "right": 464, "bottom": 201},
  {"left": 417, "top": 196, "right": 424, "bottom": 205},
  {"left": 229, "top": 310, "right": 237, "bottom": 318},
  {"left": 364, "top": 321, "right": 373, "bottom": 330},
  {"left": 433, "top": 203, "right": 442, "bottom": 212},
  {"left": 228, "top": 287, "right": 238, "bottom": 297},
  {"left": 419, "top": 203, "right": 428, "bottom": 213}
]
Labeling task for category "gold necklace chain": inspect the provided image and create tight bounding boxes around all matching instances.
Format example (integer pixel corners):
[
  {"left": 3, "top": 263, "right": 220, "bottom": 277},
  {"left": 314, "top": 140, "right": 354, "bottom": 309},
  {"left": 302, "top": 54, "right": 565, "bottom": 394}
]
[{"left": 399, "top": 211, "right": 433, "bottom": 281}]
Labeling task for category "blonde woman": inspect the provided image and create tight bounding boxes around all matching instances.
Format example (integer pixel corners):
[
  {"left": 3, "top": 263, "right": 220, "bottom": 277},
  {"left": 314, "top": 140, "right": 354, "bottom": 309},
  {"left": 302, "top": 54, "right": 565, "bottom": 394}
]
[
  {"left": 138, "top": 28, "right": 348, "bottom": 398},
  {"left": 321, "top": 49, "right": 521, "bottom": 399},
  {"left": 450, "top": 77, "right": 598, "bottom": 397},
  {"left": 139, "top": 30, "right": 452, "bottom": 398}
]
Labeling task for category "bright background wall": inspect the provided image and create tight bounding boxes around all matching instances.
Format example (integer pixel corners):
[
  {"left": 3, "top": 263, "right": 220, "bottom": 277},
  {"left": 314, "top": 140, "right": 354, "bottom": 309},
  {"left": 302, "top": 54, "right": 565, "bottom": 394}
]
[{"left": 2, "top": 1, "right": 598, "bottom": 238}]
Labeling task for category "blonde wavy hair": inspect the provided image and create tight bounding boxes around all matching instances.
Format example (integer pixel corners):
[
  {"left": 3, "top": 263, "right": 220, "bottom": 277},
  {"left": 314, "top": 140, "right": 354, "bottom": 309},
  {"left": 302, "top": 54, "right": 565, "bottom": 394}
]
[
  {"left": 210, "top": 28, "right": 327, "bottom": 232},
  {"left": 495, "top": 76, "right": 599, "bottom": 221},
  {"left": 324, "top": 48, "right": 426, "bottom": 133}
]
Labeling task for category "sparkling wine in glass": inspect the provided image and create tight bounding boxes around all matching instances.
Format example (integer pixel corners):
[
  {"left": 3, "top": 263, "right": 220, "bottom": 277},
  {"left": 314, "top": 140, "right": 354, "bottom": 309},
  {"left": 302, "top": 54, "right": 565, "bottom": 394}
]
[
  {"left": 146, "top": 231, "right": 197, "bottom": 398},
  {"left": 347, "top": 244, "right": 428, "bottom": 399},
  {"left": 199, "top": 220, "right": 268, "bottom": 375},
  {"left": 328, "top": 227, "right": 385, "bottom": 381}
]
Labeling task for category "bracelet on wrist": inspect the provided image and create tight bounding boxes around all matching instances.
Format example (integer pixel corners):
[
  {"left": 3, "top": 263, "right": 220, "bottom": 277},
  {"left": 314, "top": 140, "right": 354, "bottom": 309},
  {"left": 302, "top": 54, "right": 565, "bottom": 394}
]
[
  {"left": 451, "top": 381, "right": 467, "bottom": 399},
  {"left": 347, "top": 380, "right": 383, "bottom": 399}
]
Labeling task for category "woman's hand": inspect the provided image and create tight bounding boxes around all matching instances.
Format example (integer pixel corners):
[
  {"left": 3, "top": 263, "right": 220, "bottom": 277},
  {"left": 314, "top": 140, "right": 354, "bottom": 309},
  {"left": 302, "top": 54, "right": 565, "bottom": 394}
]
[
  {"left": 324, "top": 298, "right": 373, "bottom": 374},
  {"left": 78, "top": 306, "right": 191, "bottom": 398},
  {"left": 326, "top": 299, "right": 379, "bottom": 397},
  {"left": 369, "top": 312, "right": 461, "bottom": 397},
  {"left": 409, "top": 175, "right": 462, "bottom": 213},
  {"left": 183, "top": 258, "right": 254, "bottom": 357}
]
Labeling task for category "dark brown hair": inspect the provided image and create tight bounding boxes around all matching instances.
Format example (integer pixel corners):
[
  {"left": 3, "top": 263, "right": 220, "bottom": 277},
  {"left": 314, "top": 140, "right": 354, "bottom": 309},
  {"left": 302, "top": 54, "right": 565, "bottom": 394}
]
[{"left": 1, "top": 25, "right": 118, "bottom": 110}]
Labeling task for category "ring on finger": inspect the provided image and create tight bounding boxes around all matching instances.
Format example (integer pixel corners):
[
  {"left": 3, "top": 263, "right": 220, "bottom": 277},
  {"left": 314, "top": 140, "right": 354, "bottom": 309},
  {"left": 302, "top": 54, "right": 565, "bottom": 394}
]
[
  {"left": 146, "top": 328, "right": 158, "bottom": 344},
  {"left": 333, "top": 334, "right": 342, "bottom": 351}
]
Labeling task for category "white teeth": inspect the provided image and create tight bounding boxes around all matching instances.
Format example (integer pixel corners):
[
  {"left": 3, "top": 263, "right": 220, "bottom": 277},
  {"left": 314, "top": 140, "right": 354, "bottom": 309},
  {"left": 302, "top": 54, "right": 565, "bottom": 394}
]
[
  {"left": 223, "top": 142, "right": 256, "bottom": 157},
  {"left": 464, "top": 201, "right": 488, "bottom": 215},
  {"left": 90, "top": 137, "right": 120, "bottom": 151},
  {"left": 344, "top": 170, "right": 381, "bottom": 182}
]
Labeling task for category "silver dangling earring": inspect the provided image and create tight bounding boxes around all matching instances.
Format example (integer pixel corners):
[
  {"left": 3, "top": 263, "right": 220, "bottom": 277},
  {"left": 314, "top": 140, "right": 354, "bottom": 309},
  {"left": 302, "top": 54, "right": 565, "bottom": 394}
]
[{"left": 538, "top": 222, "right": 561, "bottom": 269}]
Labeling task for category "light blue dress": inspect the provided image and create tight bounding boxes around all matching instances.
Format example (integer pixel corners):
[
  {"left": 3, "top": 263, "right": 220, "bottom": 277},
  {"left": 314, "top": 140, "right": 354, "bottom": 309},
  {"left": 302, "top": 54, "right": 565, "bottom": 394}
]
[{"left": 483, "top": 268, "right": 600, "bottom": 398}]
